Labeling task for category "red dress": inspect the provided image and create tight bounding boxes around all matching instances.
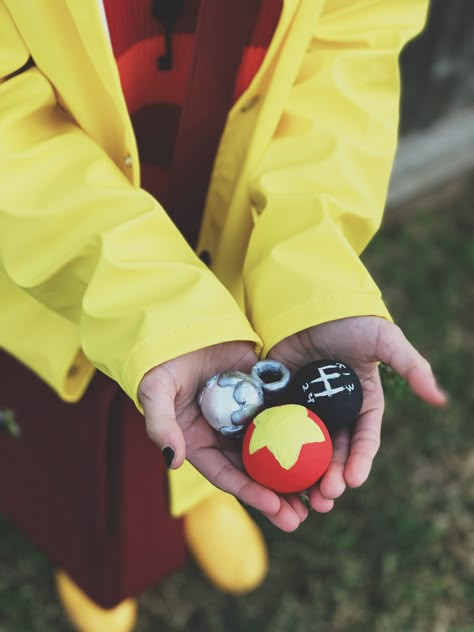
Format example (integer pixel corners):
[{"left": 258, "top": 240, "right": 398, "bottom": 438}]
[{"left": 0, "top": 0, "right": 282, "bottom": 607}]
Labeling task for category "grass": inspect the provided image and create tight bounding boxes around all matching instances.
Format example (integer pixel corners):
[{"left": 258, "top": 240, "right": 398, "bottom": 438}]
[{"left": 1, "top": 177, "right": 473, "bottom": 631}]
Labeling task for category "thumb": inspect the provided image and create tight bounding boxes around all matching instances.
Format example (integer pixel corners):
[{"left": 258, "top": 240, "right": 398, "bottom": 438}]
[
  {"left": 138, "top": 371, "right": 187, "bottom": 469},
  {"left": 375, "top": 320, "right": 448, "bottom": 407}
]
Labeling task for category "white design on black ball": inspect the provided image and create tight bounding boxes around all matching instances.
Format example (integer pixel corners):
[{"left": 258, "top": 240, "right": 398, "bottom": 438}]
[{"left": 289, "top": 360, "right": 362, "bottom": 434}]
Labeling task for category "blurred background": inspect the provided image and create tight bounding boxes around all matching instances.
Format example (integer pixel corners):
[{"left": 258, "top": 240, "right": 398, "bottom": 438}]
[
  {"left": 1, "top": 1, "right": 473, "bottom": 630},
  {"left": 401, "top": 0, "right": 473, "bottom": 132}
]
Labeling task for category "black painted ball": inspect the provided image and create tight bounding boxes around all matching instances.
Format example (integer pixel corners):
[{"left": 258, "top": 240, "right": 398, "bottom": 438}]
[{"left": 288, "top": 360, "right": 363, "bottom": 434}]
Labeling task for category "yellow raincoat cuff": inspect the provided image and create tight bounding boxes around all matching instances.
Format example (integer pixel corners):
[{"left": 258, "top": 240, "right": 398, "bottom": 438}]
[
  {"left": 121, "top": 315, "right": 262, "bottom": 411},
  {"left": 260, "top": 292, "right": 392, "bottom": 358}
]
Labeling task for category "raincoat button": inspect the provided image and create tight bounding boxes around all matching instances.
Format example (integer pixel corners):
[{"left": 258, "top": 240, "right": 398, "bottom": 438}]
[
  {"left": 124, "top": 153, "right": 133, "bottom": 167},
  {"left": 67, "top": 364, "right": 80, "bottom": 378},
  {"left": 241, "top": 95, "right": 259, "bottom": 112},
  {"left": 198, "top": 250, "right": 212, "bottom": 266}
]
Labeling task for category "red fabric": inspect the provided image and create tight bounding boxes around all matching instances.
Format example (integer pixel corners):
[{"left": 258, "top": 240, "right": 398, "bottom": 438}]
[
  {"left": 103, "top": 0, "right": 282, "bottom": 235},
  {"left": 0, "top": 352, "right": 185, "bottom": 608}
]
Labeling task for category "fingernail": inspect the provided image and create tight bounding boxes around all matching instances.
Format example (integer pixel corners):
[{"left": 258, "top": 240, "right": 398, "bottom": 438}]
[
  {"left": 436, "top": 382, "right": 450, "bottom": 401},
  {"left": 440, "top": 389, "right": 450, "bottom": 403},
  {"left": 162, "top": 446, "right": 175, "bottom": 468}
]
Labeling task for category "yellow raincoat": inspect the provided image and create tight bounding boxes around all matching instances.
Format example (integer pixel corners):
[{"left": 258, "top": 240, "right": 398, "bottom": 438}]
[{"left": 0, "top": 0, "right": 428, "bottom": 515}]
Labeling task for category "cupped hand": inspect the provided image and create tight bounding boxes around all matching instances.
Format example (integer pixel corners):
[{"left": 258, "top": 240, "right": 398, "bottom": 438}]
[
  {"left": 268, "top": 317, "right": 448, "bottom": 512},
  {"left": 138, "top": 341, "right": 308, "bottom": 532}
]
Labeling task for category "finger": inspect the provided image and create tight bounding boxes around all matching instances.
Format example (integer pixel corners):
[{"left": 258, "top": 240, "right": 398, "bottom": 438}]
[
  {"left": 376, "top": 321, "right": 448, "bottom": 406},
  {"left": 190, "top": 445, "right": 305, "bottom": 531},
  {"left": 319, "top": 427, "right": 351, "bottom": 500},
  {"left": 344, "top": 397, "right": 383, "bottom": 489},
  {"left": 262, "top": 498, "right": 303, "bottom": 532},
  {"left": 217, "top": 437, "right": 307, "bottom": 522},
  {"left": 284, "top": 493, "right": 309, "bottom": 522},
  {"left": 214, "top": 442, "right": 306, "bottom": 529},
  {"left": 307, "top": 486, "right": 335, "bottom": 513},
  {"left": 189, "top": 445, "right": 282, "bottom": 514},
  {"left": 139, "top": 375, "right": 187, "bottom": 469}
]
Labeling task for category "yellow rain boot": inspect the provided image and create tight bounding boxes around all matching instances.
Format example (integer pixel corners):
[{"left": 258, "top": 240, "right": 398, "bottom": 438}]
[
  {"left": 55, "top": 570, "right": 137, "bottom": 632},
  {"left": 184, "top": 491, "right": 268, "bottom": 594}
]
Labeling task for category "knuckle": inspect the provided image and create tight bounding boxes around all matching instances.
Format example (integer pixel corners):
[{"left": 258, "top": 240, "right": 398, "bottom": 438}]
[
  {"left": 138, "top": 377, "right": 156, "bottom": 402},
  {"left": 352, "top": 431, "right": 381, "bottom": 456},
  {"left": 420, "top": 357, "right": 432, "bottom": 374},
  {"left": 145, "top": 424, "right": 161, "bottom": 446}
]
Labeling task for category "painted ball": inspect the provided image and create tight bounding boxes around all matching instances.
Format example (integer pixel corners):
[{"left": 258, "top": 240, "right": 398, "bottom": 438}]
[
  {"left": 288, "top": 360, "right": 362, "bottom": 434},
  {"left": 242, "top": 404, "right": 333, "bottom": 493}
]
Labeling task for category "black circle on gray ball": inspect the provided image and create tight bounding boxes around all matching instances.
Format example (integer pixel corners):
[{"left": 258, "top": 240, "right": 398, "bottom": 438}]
[{"left": 289, "top": 360, "right": 362, "bottom": 434}]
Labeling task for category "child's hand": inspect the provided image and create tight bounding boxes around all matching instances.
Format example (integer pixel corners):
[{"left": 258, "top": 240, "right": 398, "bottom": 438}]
[
  {"left": 268, "top": 317, "right": 448, "bottom": 512},
  {"left": 138, "top": 341, "right": 308, "bottom": 532}
]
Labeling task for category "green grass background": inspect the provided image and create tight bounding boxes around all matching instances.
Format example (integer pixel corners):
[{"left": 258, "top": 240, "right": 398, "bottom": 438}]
[{"left": 1, "top": 179, "right": 473, "bottom": 631}]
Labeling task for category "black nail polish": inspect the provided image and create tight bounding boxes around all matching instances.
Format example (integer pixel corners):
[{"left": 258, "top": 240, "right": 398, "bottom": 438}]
[{"left": 162, "top": 446, "right": 175, "bottom": 468}]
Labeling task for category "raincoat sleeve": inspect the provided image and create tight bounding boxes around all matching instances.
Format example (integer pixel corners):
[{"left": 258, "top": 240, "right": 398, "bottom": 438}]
[
  {"left": 243, "top": 0, "right": 429, "bottom": 355},
  {"left": 0, "top": 6, "right": 260, "bottom": 406}
]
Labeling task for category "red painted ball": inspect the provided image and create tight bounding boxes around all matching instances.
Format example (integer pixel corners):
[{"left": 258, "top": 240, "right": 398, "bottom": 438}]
[{"left": 242, "top": 404, "right": 333, "bottom": 494}]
